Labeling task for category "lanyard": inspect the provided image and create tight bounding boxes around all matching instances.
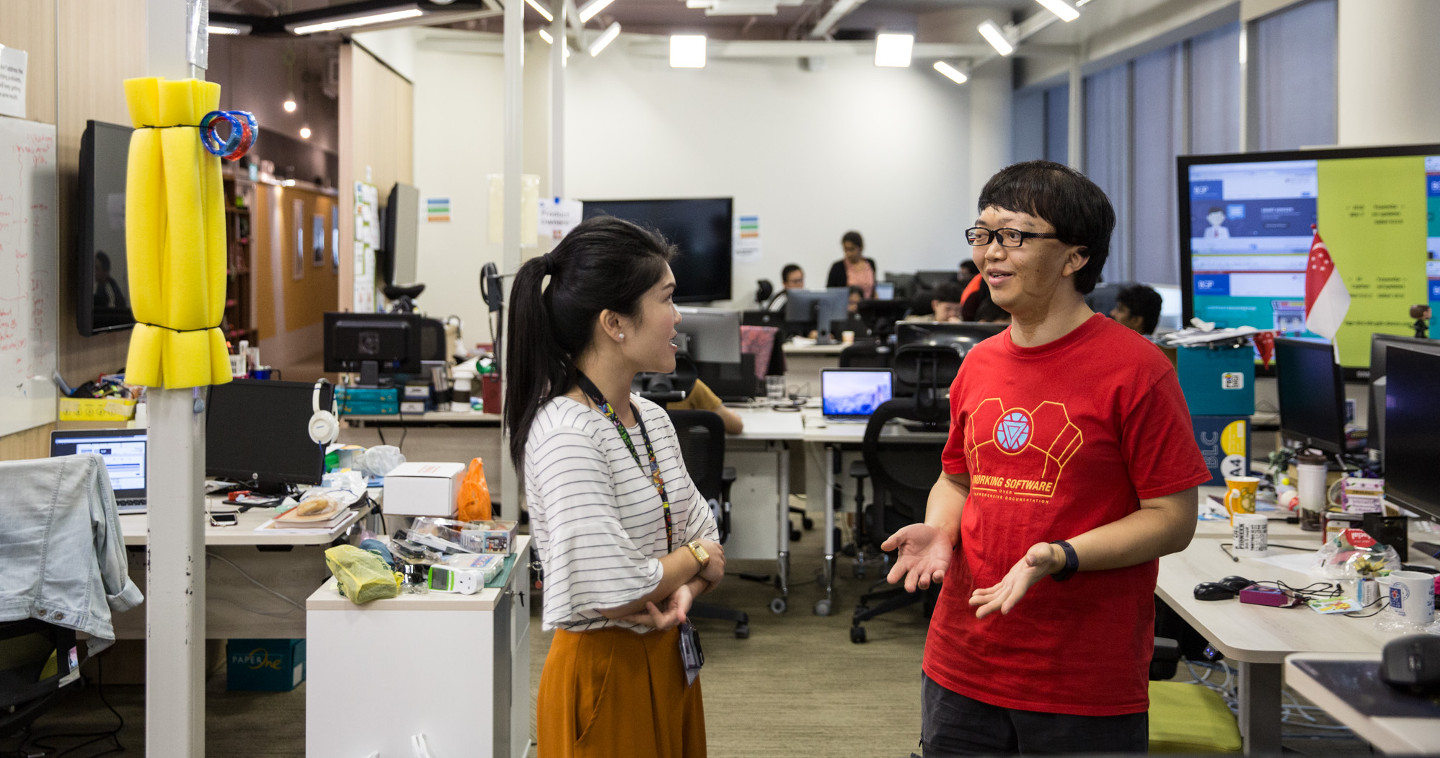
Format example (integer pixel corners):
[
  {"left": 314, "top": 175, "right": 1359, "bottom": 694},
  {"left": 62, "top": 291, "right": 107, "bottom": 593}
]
[{"left": 574, "top": 372, "right": 674, "bottom": 552}]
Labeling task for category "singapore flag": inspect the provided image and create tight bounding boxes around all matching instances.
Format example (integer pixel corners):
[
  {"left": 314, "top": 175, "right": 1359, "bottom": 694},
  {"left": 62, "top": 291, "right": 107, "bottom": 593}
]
[{"left": 1303, "top": 226, "right": 1349, "bottom": 342}]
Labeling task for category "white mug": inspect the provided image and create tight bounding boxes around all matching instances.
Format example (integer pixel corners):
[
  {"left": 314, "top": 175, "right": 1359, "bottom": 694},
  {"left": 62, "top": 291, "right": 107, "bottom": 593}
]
[
  {"left": 1232, "top": 513, "right": 1268, "bottom": 556},
  {"left": 1387, "top": 570, "right": 1436, "bottom": 625}
]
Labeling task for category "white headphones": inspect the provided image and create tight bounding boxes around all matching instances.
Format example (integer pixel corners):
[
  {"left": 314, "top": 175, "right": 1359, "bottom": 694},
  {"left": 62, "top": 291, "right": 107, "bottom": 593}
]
[{"left": 309, "top": 379, "right": 339, "bottom": 446}]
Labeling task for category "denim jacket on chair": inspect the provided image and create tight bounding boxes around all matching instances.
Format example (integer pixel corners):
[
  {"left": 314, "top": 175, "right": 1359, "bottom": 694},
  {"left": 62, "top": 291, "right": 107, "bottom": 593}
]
[{"left": 0, "top": 454, "right": 144, "bottom": 655}]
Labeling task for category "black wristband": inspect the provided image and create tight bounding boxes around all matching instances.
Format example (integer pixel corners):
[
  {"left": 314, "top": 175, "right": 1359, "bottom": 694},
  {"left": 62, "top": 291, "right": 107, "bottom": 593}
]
[{"left": 1050, "top": 540, "right": 1078, "bottom": 582}]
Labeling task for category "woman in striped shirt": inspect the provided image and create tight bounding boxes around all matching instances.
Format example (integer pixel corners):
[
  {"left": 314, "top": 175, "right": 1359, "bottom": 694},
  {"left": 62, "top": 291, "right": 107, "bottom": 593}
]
[{"left": 505, "top": 216, "right": 727, "bottom": 758}]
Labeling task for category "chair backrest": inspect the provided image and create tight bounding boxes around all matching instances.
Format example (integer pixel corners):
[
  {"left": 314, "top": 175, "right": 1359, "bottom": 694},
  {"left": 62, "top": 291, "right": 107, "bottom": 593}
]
[
  {"left": 739, "top": 324, "right": 781, "bottom": 380},
  {"left": 839, "top": 342, "right": 892, "bottom": 369},
  {"left": 892, "top": 343, "right": 962, "bottom": 408},
  {"left": 666, "top": 410, "right": 727, "bottom": 504},
  {"left": 861, "top": 398, "right": 948, "bottom": 525}
]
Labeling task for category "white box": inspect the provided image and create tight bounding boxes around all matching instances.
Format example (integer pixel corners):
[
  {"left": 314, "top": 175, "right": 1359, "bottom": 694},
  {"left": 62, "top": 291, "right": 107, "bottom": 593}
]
[{"left": 383, "top": 461, "right": 465, "bottom": 517}]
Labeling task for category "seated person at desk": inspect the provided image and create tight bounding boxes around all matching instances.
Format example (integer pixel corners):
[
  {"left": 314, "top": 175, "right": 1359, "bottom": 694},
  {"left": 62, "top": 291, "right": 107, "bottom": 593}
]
[
  {"left": 827, "top": 230, "right": 877, "bottom": 298},
  {"left": 902, "top": 280, "right": 965, "bottom": 323},
  {"left": 883, "top": 160, "right": 1209, "bottom": 755},
  {"left": 1109, "top": 283, "right": 1163, "bottom": 336},
  {"left": 667, "top": 378, "right": 744, "bottom": 434},
  {"left": 961, "top": 279, "right": 1010, "bottom": 323},
  {"left": 504, "top": 216, "right": 727, "bottom": 757},
  {"left": 846, "top": 286, "right": 864, "bottom": 315},
  {"left": 767, "top": 264, "right": 804, "bottom": 312},
  {"left": 957, "top": 260, "right": 979, "bottom": 289}
]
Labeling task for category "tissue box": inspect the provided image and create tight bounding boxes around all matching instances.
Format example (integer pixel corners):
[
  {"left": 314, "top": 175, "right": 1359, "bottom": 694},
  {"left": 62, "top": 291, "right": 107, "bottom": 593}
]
[
  {"left": 1191, "top": 416, "right": 1250, "bottom": 487},
  {"left": 227, "top": 638, "right": 305, "bottom": 692},
  {"left": 383, "top": 462, "right": 465, "bottom": 517}
]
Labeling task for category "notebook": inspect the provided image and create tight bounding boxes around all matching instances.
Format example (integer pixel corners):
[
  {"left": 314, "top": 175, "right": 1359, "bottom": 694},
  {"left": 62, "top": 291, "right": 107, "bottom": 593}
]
[
  {"left": 821, "top": 368, "right": 893, "bottom": 422},
  {"left": 50, "top": 428, "right": 148, "bottom": 513}
]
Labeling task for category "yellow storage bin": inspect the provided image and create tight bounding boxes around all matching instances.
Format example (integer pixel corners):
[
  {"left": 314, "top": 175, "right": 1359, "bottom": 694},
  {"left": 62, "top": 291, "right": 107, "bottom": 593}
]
[{"left": 59, "top": 397, "right": 137, "bottom": 422}]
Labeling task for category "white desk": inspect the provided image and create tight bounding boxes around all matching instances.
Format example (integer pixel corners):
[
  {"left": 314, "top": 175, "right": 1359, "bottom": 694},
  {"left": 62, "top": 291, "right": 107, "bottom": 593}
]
[
  {"left": 113, "top": 502, "right": 370, "bottom": 639},
  {"left": 1284, "top": 652, "right": 1440, "bottom": 754},
  {"left": 345, "top": 410, "right": 501, "bottom": 426},
  {"left": 781, "top": 340, "right": 845, "bottom": 396},
  {"left": 306, "top": 536, "right": 531, "bottom": 758},
  {"left": 1155, "top": 521, "right": 1429, "bottom": 755},
  {"left": 726, "top": 406, "right": 806, "bottom": 613}
]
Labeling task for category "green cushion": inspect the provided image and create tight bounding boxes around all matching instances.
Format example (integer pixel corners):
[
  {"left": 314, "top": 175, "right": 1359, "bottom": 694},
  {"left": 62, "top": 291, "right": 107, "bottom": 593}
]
[{"left": 1148, "top": 680, "right": 1243, "bottom": 754}]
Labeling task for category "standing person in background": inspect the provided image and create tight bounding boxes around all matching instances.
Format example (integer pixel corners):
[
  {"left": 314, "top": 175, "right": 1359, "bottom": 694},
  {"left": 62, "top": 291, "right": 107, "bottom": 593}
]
[
  {"left": 506, "top": 216, "right": 727, "bottom": 758},
  {"left": 883, "top": 160, "right": 1208, "bottom": 756},
  {"left": 768, "top": 263, "right": 805, "bottom": 312},
  {"left": 827, "top": 230, "right": 877, "bottom": 298},
  {"left": 1109, "top": 284, "right": 1163, "bottom": 336}
]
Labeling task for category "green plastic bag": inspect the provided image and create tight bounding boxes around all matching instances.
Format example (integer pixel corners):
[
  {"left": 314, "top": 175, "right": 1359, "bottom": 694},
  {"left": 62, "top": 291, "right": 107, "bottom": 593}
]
[{"left": 325, "top": 544, "right": 401, "bottom": 604}]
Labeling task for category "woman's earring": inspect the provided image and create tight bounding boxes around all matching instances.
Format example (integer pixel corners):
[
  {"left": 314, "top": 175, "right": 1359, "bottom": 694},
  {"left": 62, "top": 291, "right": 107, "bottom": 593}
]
[{"left": 618, "top": 333, "right": 625, "bottom": 340}]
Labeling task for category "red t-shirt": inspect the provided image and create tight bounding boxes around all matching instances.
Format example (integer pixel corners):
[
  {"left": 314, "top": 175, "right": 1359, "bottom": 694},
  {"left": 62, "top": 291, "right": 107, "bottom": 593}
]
[{"left": 924, "top": 314, "right": 1210, "bottom": 716}]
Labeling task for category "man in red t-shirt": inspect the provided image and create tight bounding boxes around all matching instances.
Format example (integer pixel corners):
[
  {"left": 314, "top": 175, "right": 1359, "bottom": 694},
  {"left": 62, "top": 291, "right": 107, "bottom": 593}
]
[{"left": 883, "top": 161, "right": 1210, "bottom": 755}]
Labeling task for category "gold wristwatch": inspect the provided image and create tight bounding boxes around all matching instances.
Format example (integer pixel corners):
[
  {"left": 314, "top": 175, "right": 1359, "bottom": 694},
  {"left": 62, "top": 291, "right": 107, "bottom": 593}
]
[{"left": 686, "top": 541, "right": 711, "bottom": 569}]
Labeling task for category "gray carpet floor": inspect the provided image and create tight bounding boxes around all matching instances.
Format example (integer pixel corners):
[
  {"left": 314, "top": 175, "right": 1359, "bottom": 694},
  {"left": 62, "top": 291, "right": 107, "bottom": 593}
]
[{"left": 5, "top": 507, "right": 1376, "bottom": 757}]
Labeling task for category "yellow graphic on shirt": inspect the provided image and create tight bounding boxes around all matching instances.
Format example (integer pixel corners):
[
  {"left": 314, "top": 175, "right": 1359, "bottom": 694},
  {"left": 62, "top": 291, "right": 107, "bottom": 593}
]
[{"left": 966, "top": 399, "right": 1083, "bottom": 501}]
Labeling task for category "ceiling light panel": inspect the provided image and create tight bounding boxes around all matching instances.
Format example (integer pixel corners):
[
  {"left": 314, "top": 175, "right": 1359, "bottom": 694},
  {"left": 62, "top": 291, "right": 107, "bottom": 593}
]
[
  {"left": 289, "top": 7, "right": 423, "bottom": 35},
  {"left": 578, "top": 0, "right": 616, "bottom": 23},
  {"left": 874, "top": 33, "right": 913, "bottom": 67},
  {"left": 1035, "top": 0, "right": 1079, "bottom": 22},
  {"left": 977, "top": 20, "right": 1014, "bottom": 56},
  {"left": 588, "top": 21, "right": 621, "bottom": 56},
  {"left": 670, "top": 35, "right": 706, "bottom": 68},
  {"left": 932, "top": 61, "right": 968, "bottom": 85}
]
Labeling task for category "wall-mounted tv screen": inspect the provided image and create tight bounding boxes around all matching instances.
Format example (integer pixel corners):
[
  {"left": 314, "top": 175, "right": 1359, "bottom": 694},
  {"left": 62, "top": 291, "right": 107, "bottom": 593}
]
[
  {"left": 77, "top": 120, "right": 136, "bottom": 336},
  {"left": 1177, "top": 144, "right": 1440, "bottom": 373},
  {"left": 580, "top": 197, "right": 733, "bottom": 304}
]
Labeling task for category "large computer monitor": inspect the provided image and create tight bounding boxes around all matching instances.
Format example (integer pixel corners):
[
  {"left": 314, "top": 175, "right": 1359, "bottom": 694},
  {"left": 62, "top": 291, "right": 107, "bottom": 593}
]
[
  {"left": 382, "top": 182, "right": 421, "bottom": 287},
  {"left": 895, "top": 321, "right": 1008, "bottom": 358},
  {"left": 785, "top": 288, "right": 851, "bottom": 340},
  {"left": 1366, "top": 334, "right": 1440, "bottom": 460},
  {"left": 1383, "top": 345, "right": 1440, "bottom": 524},
  {"left": 323, "top": 312, "right": 424, "bottom": 386},
  {"left": 206, "top": 379, "right": 330, "bottom": 495},
  {"left": 675, "top": 306, "right": 741, "bottom": 364},
  {"left": 77, "top": 120, "right": 136, "bottom": 336},
  {"left": 580, "top": 198, "right": 733, "bottom": 303},
  {"left": 1274, "top": 337, "right": 1347, "bottom": 455}
]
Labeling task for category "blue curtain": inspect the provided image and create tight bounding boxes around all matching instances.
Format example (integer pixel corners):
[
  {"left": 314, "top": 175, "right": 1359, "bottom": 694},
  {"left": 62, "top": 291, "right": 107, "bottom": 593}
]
[
  {"left": 1012, "top": 88, "right": 1045, "bottom": 163},
  {"left": 1189, "top": 22, "right": 1242, "bottom": 155},
  {"left": 1131, "top": 46, "right": 1185, "bottom": 285},
  {"left": 1084, "top": 65, "right": 1130, "bottom": 284},
  {"left": 1044, "top": 85, "right": 1069, "bottom": 165},
  {"left": 1255, "top": 0, "right": 1337, "bottom": 150}
]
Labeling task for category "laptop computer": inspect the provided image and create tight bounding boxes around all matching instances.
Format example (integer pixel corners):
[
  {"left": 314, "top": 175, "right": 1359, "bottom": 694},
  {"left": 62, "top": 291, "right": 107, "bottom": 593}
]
[
  {"left": 821, "top": 368, "right": 893, "bottom": 422},
  {"left": 50, "top": 428, "right": 148, "bottom": 513}
]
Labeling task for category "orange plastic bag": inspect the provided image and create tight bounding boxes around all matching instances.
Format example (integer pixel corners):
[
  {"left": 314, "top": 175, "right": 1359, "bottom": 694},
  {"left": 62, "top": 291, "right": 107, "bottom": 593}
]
[{"left": 457, "top": 457, "right": 493, "bottom": 521}]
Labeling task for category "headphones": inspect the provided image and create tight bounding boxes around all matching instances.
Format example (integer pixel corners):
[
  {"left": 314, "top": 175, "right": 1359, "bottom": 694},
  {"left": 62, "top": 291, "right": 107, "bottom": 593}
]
[{"left": 310, "top": 379, "right": 339, "bottom": 446}]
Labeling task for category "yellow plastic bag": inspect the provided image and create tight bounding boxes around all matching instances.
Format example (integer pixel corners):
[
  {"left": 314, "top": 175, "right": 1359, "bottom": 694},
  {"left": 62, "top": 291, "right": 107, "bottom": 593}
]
[
  {"left": 457, "top": 457, "right": 493, "bottom": 521},
  {"left": 324, "top": 544, "right": 400, "bottom": 604}
]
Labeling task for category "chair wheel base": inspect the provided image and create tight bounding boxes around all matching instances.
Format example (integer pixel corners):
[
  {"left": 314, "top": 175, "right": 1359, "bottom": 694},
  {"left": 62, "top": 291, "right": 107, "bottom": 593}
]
[
  {"left": 769, "top": 597, "right": 787, "bottom": 614},
  {"left": 850, "top": 625, "right": 867, "bottom": 643}
]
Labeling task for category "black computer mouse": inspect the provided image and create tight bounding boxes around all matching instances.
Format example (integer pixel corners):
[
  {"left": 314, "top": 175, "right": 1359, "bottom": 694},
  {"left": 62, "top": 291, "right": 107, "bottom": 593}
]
[
  {"left": 1219, "top": 575, "right": 1255, "bottom": 592},
  {"left": 1381, "top": 634, "right": 1440, "bottom": 694},
  {"left": 1194, "top": 582, "right": 1239, "bottom": 601}
]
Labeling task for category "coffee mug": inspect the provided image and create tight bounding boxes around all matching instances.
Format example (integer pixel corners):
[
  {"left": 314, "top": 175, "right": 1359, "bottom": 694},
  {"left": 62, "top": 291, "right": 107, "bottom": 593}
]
[
  {"left": 1232, "top": 513, "right": 1268, "bottom": 556},
  {"left": 1388, "top": 570, "right": 1436, "bottom": 625},
  {"left": 1223, "top": 475, "right": 1261, "bottom": 523}
]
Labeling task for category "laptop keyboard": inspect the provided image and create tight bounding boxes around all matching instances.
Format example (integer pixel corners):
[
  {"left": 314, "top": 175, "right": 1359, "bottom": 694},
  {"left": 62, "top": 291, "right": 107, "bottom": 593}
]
[{"left": 116, "top": 499, "right": 147, "bottom": 513}]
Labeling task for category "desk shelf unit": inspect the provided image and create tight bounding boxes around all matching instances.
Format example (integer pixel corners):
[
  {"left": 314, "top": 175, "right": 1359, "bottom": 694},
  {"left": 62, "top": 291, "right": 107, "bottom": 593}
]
[{"left": 222, "top": 174, "right": 256, "bottom": 345}]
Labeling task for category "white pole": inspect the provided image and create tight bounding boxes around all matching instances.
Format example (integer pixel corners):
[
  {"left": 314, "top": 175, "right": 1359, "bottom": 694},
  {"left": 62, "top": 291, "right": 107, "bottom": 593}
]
[
  {"left": 500, "top": 0, "right": 525, "bottom": 515},
  {"left": 145, "top": 1, "right": 207, "bottom": 754}
]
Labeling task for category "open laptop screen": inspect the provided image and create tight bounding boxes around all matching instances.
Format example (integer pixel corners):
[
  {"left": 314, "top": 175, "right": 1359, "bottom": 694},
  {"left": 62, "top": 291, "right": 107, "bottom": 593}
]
[
  {"left": 821, "top": 369, "right": 893, "bottom": 418},
  {"left": 49, "top": 428, "right": 147, "bottom": 502}
]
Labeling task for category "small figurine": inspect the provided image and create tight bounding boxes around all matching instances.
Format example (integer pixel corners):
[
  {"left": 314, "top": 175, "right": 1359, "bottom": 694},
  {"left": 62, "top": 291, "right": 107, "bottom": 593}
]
[{"left": 1411, "top": 304, "right": 1431, "bottom": 339}]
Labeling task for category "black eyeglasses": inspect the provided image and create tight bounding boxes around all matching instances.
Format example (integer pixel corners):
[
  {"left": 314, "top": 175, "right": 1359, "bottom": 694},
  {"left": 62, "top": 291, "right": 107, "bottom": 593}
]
[{"left": 965, "top": 226, "right": 1061, "bottom": 247}]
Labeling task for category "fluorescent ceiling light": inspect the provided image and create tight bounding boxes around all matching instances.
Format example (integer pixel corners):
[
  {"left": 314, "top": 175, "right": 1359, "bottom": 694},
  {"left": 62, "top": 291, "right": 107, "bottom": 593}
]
[
  {"left": 1035, "top": 0, "right": 1079, "bottom": 22},
  {"left": 578, "top": 0, "right": 616, "bottom": 23},
  {"left": 588, "top": 21, "right": 621, "bottom": 56},
  {"left": 289, "top": 7, "right": 423, "bottom": 35},
  {"left": 525, "top": 0, "right": 554, "bottom": 23},
  {"left": 538, "top": 28, "right": 554, "bottom": 44},
  {"left": 932, "top": 61, "right": 968, "bottom": 85},
  {"left": 977, "top": 20, "right": 1014, "bottom": 56},
  {"left": 670, "top": 35, "right": 706, "bottom": 68},
  {"left": 874, "top": 32, "right": 913, "bottom": 67},
  {"left": 207, "top": 23, "right": 248, "bottom": 35}
]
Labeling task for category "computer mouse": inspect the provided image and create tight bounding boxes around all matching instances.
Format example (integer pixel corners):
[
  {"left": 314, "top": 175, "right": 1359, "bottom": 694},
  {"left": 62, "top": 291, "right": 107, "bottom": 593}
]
[
  {"left": 1219, "top": 575, "right": 1255, "bottom": 592},
  {"left": 1381, "top": 634, "right": 1440, "bottom": 694},
  {"left": 1193, "top": 582, "right": 1239, "bottom": 601}
]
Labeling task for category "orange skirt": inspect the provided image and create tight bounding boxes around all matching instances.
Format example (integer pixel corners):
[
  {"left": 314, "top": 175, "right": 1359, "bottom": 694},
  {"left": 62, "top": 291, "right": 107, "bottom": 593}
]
[{"left": 537, "top": 626, "right": 707, "bottom": 758}]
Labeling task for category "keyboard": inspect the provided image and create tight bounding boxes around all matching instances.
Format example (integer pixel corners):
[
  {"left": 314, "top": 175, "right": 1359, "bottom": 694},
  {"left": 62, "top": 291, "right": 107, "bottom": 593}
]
[{"left": 116, "top": 499, "right": 147, "bottom": 514}]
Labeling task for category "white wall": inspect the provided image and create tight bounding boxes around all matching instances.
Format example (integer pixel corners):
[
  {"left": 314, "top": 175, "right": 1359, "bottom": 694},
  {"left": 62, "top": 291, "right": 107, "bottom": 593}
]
[{"left": 1336, "top": 0, "right": 1440, "bottom": 147}]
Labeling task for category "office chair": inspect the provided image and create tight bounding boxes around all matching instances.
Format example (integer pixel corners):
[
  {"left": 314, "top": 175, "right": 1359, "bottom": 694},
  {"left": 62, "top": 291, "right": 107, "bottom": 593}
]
[
  {"left": 838, "top": 342, "right": 891, "bottom": 369},
  {"left": 1147, "top": 631, "right": 1241, "bottom": 753},
  {"left": 848, "top": 397, "right": 949, "bottom": 643},
  {"left": 667, "top": 410, "right": 751, "bottom": 639}
]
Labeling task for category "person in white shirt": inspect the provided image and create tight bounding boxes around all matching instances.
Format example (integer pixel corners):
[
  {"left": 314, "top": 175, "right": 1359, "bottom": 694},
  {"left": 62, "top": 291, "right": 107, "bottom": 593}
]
[{"left": 505, "top": 215, "right": 726, "bottom": 758}]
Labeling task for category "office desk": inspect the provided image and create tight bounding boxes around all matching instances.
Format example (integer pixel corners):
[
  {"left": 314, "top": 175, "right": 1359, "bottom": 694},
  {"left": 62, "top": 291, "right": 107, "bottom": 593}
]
[
  {"left": 726, "top": 406, "right": 806, "bottom": 612},
  {"left": 781, "top": 340, "right": 845, "bottom": 397},
  {"left": 1156, "top": 523, "right": 1410, "bottom": 755},
  {"left": 113, "top": 502, "right": 370, "bottom": 639},
  {"left": 1284, "top": 652, "right": 1440, "bottom": 754}
]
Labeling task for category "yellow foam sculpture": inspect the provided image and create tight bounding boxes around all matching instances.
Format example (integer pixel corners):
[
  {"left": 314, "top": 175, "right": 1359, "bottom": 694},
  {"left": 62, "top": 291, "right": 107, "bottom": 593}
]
[{"left": 123, "top": 76, "right": 232, "bottom": 388}]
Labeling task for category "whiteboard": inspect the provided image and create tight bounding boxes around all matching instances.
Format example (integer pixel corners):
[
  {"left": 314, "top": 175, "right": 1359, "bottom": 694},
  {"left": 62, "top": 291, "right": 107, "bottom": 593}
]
[{"left": 0, "top": 116, "right": 58, "bottom": 438}]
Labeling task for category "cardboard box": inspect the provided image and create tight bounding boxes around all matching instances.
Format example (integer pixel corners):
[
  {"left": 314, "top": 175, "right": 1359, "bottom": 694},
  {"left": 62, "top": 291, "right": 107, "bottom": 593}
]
[
  {"left": 1192, "top": 415, "right": 1250, "bottom": 487},
  {"left": 59, "top": 397, "right": 136, "bottom": 421},
  {"left": 227, "top": 638, "right": 305, "bottom": 692},
  {"left": 1178, "top": 345, "right": 1255, "bottom": 416},
  {"left": 383, "top": 461, "right": 465, "bottom": 517}
]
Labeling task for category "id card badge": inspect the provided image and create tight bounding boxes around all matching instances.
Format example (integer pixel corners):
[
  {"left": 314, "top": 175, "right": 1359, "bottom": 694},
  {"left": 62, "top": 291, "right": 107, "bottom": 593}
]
[{"left": 678, "top": 621, "right": 704, "bottom": 686}]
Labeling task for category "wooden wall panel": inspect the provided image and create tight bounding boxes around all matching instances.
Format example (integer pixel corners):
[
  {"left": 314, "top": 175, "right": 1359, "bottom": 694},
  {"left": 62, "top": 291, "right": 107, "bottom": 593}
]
[{"left": 0, "top": 0, "right": 57, "bottom": 124}]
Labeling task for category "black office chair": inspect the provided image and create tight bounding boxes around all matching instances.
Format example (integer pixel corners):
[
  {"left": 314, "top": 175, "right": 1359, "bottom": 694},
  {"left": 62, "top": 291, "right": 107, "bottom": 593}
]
[
  {"left": 838, "top": 342, "right": 892, "bottom": 369},
  {"left": 0, "top": 620, "right": 87, "bottom": 749},
  {"left": 848, "top": 397, "right": 949, "bottom": 643},
  {"left": 667, "top": 410, "right": 751, "bottom": 639}
]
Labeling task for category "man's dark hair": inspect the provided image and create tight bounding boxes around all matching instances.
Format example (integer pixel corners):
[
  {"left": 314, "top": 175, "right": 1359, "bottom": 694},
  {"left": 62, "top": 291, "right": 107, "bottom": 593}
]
[
  {"left": 1116, "top": 284, "right": 1163, "bottom": 335},
  {"left": 932, "top": 280, "right": 964, "bottom": 304},
  {"left": 781, "top": 264, "right": 802, "bottom": 282},
  {"left": 977, "top": 160, "right": 1115, "bottom": 295}
]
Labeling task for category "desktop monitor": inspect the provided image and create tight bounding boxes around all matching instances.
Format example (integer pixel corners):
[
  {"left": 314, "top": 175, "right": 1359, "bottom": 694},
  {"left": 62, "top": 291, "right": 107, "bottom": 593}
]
[
  {"left": 581, "top": 198, "right": 733, "bottom": 303},
  {"left": 1382, "top": 345, "right": 1440, "bottom": 524},
  {"left": 873, "top": 282, "right": 895, "bottom": 300},
  {"left": 381, "top": 183, "right": 421, "bottom": 287},
  {"left": 323, "top": 312, "right": 424, "bottom": 386},
  {"left": 884, "top": 272, "right": 917, "bottom": 301},
  {"left": 77, "top": 120, "right": 136, "bottom": 336},
  {"left": 675, "top": 306, "right": 741, "bottom": 364},
  {"left": 914, "top": 270, "right": 957, "bottom": 291},
  {"left": 206, "top": 379, "right": 331, "bottom": 494},
  {"left": 785, "top": 288, "right": 851, "bottom": 339},
  {"left": 894, "top": 321, "right": 1008, "bottom": 358},
  {"left": 1274, "top": 337, "right": 1347, "bottom": 455},
  {"left": 1366, "top": 334, "right": 1440, "bottom": 459}
]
